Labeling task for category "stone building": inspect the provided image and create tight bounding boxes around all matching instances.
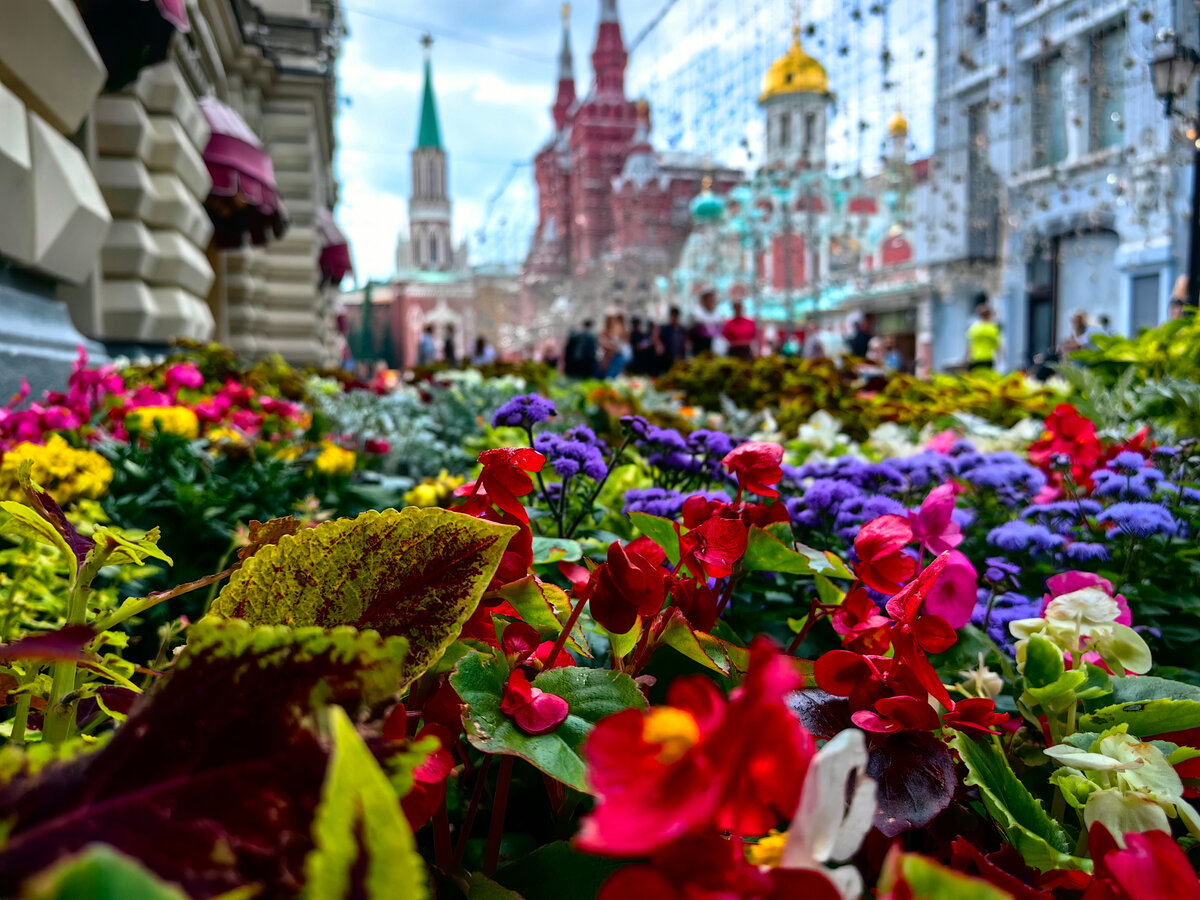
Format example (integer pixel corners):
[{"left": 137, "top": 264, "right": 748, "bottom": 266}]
[
  {"left": 0, "top": 0, "right": 349, "bottom": 395},
  {"left": 520, "top": 1, "right": 739, "bottom": 343},
  {"left": 928, "top": 0, "right": 1188, "bottom": 370}
]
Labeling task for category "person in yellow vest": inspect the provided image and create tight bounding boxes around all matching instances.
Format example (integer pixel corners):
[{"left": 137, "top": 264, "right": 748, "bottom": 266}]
[{"left": 966, "top": 302, "right": 1001, "bottom": 371}]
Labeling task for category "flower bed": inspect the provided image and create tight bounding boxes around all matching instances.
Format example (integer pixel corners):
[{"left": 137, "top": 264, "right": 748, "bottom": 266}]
[{"left": 0, "top": 340, "right": 1197, "bottom": 897}]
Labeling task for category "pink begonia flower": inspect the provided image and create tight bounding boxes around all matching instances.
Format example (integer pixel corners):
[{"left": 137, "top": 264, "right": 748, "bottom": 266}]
[
  {"left": 129, "top": 386, "right": 172, "bottom": 408},
  {"left": 908, "top": 484, "right": 963, "bottom": 555},
  {"left": 920, "top": 549, "right": 978, "bottom": 629},
  {"left": 40, "top": 405, "right": 82, "bottom": 431},
  {"left": 1043, "top": 571, "right": 1131, "bottom": 626},
  {"left": 1031, "top": 484, "right": 1061, "bottom": 505},
  {"left": 925, "top": 430, "right": 959, "bottom": 454},
  {"left": 194, "top": 396, "right": 232, "bottom": 423},
  {"left": 230, "top": 409, "right": 263, "bottom": 433},
  {"left": 164, "top": 363, "right": 204, "bottom": 393}
]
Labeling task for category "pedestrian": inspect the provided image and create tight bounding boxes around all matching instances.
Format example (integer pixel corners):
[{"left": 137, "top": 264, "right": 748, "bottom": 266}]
[
  {"left": 443, "top": 324, "right": 458, "bottom": 366},
  {"left": 417, "top": 324, "right": 437, "bottom": 367},
  {"left": 1060, "top": 308, "right": 1100, "bottom": 353},
  {"left": 846, "top": 313, "right": 872, "bottom": 358},
  {"left": 657, "top": 305, "right": 688, "bottom": 373},
  {"left": 801, "top": 316, "right": 825, "bottom": 359},
  {"left": 471, "top": 336, "right": 496, "bottom": 366},
  {"left": 599, "top": 312, "right": 632, "bottom": 378},
  {"left": 722, "top": 299, "right": 757, "bottom": 361},
  {"left": 690, "top": 290, "right": 722, "bottom": 355},
  {"left": 882, "top": 336, "right": 904, "bottom": 372},
  {"left": 630, "top": 316, "right": 657, "bottom": 375},
  {"left": 564, "top": 319, "right": 598, "bottom": 378},
  {"left": 965, "top": 302, "right": 1001, "bottom": 371}
]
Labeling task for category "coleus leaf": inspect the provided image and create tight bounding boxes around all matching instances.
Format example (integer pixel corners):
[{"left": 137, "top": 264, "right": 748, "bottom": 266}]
[
  {"left": 950, "top": 733, "right": 1091, "bottom": 873},
  {"left": 208, "top": 508, "right": 516, "bottom": 686},
  {"left": 451, "top": 651, "right": 645, "bottom": 792},
  {"left": 0, "top": 626, "right": 94, "bottom": 663},
  {"left": 22, "top": 845, "right": 189, "bottom": 900},
  {"left": 0, "top": 620, "right": 408, "bottom": 898},
  {"left": 303, "top": 706, "right": 428, "bottom": 900},
  {"left": 867, "top": 730, "right": 956, "bottom": 837}
]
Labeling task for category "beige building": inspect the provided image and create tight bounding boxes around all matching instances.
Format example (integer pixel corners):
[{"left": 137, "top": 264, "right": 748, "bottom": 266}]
[{"left": 0, "top": 0, "right": 348, "bottom": 394}]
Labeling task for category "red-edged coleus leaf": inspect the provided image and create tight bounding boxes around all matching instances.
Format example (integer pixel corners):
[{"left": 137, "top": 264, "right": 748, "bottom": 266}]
[
  {"left": 0, "top": 620, "right": 409, "bottom": 899},
  {"left": 208, "top": 507, "right": 516, "bottom": 687},
  {"left": 866, "top": 730, "right": 956, "bottom": 837},
  {"left": 0, "top": 625, "right": 94, "bottom": 663}
]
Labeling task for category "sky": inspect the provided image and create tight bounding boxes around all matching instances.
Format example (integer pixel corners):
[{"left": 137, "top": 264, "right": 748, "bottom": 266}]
[
  {"left": 334, "top": 1, "right": 661, "bottom": 284},
  {"left": 333, "top": 0, "right": 938, "bottom": 284}
]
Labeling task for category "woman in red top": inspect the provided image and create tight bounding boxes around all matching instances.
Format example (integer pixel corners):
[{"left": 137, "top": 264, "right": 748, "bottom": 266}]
[{"left": 722, "top": 300, "right": 757, "bottom": 361}]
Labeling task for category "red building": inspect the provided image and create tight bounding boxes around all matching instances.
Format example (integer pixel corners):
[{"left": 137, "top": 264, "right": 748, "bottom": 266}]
[{"left": 521, "top": 1, "right": 738, "bottom": 335}]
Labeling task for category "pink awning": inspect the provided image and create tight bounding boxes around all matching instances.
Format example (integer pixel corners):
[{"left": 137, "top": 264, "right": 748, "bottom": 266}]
[
  {"left": 200, "top": 97, "right": 288, "bottom": 249},
  {"left": 317, "top": 208, "right": 354, "bottom": 285}
]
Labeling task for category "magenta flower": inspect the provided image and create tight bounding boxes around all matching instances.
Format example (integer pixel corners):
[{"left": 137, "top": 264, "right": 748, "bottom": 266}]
[
  {"left": 920, "top": 549, "right": 977, "bottom": 629},
  {"left": 164, "top": 363, "right": 204, "bottom": 393},
  {"left": 908, "top": 484, "right": 963, "bottom": 555}
]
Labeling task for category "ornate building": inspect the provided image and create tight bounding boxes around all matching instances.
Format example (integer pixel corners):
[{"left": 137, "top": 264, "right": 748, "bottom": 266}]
[
  {"left": 520, "top": 1, "right": 738, "bottom": 345},
  {"left": 341, "top": 35, "right": 477, "bottom": 368},
  {"left": 670, "top": 26, "right": 939, "bottom": 371}
]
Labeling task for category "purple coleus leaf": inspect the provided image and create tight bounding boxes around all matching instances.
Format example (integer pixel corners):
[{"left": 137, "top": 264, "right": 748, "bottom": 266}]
[
  {"left": 21, "top": 477, "right": 96, "bottom": 571},
  {"left": 866, "top": 730, "right": 957, "bottom": 837},
  {"left": 0, "top": 625, "right": 94, "bottom": 663}
]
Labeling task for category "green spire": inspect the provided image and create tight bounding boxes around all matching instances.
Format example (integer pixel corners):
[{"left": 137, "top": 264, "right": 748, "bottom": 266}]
[{"left": 416, "top": 34, "right": 442, "bottom": 149}]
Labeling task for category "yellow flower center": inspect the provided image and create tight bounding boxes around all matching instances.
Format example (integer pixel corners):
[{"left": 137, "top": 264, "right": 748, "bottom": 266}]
[
  {"left": 642, "top": 707, "right": 700, "bottom": 764},
  {"left": 746, "top": 830, "right": 787, "bottom": 868}
]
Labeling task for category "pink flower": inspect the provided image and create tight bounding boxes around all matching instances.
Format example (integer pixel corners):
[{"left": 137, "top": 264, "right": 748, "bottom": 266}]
[
  {"left": 1043, "top": 572, "right": 1131, "bottom": 625},
  {"left": 365, "top": 437, "right": 391, "bottom": 455},
  {"left": 721, "top": 441, "right": 785, "bottom": 499},
  {"left": 854, "top": 515, "right": 916, "bottom": 594},
  {"left": 164, "top": 363, "right": 204, "bottom": 393},
  {"left": 500, "top": 669, "right": 569, "bottom": 735},
  {"left": 194, "top": 396, "right": 232, "bottom": 423},
  {"left": 920, "top": 549, "right": 977, "bottom": 629},
  {"left": 925, "top": 430, "right": 959, "bottom": 454},
  {"left": 908, "top": 484, "right": 963, "bottom": 555},
  {"left": 230, "top": 409, "right": 263, "bottom": 433},
  {"left": 39, "top": 405, "right": 82, "bottom": 432}
]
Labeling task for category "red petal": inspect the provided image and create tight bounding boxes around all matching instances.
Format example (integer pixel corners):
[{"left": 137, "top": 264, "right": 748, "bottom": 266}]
[
  {"left": 514, "top": 690, "right": 569, "bottom": 735},
  {"left": 885, "top": 553, "right": 951, "bottom": 623}
]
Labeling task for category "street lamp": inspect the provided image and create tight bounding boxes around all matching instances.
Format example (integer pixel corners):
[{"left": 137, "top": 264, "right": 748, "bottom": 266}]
[{"left": 1152, "top": 29, "right": 1200, "bottom": 306}]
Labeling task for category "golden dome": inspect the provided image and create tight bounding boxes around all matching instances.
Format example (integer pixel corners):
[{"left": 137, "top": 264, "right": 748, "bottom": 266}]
[
  {"left": 759, "top": 27, "right": 830, "bottom": 102},
  {"left": 887, "top": 107, "right": 908, "bottom": 137}
]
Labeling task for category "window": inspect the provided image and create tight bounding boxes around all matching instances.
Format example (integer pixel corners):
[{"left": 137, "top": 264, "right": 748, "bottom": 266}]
[
  {"left": 969, "top": 0, "right": 987, "bottom": 38},
  {"left": 1032, "top": 53, "right": 1067, "bottom": 167},
  {"left": 803, "top": 113, "right": 816, "bottom": 154},
  {"left": 1130, "top": 273, "right": 1160, "bottom": 331},
  {"left": 1090, "top": 24, "right": 1126, "bottom": 152},
  {"left": 1026, "top": 240, "right": 1057, "bottom": 362},
  {"left": 779, "top": 112, "right": 791, "bottom": 150},
  {"left": 429, "top": 234, "right": 438, "bottom": 265}
]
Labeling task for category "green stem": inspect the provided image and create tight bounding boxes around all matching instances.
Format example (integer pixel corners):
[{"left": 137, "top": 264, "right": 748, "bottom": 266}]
[{"left": 10, "top": 692, "right": 30, "bottom": 747}]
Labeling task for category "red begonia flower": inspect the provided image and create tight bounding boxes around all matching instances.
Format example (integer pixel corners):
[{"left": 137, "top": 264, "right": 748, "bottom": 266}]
[
  {"left": 681, "top": 514, "right": 749, "bottom": 579},
  {"left": 671, "top": 576, "right": 719, "bottom": 634},
  {"left": 580, "top": 641, "right": 812, "bottom": 855},
  {"left": 587, "top": 541, "right": 668, "bottom": 634},
  {"left": 854, "top": 515, "right": 917, "bottom": 594},
  {"left": 908, "top": 484, "right": 963, "bottom": 554},
  {"left": 501, "top": 621, "right": 541, "bottom": 660},
  {"left": 941, "top": 697, "right": 1008, "bottom": 736},
  {"left": 1085, "top": 824, "right": 1200, "bottom": 900},
  {"left": 500, "top": 668, "right": 569, "bottom": 735},
  {"left": 1028, "top": 404, "right": 1105, "bottom": 490},
  {"left": 475, "top": 447, "right": 546, "bottom": 523},
  {"left": 400, "top": 723, "right": 456, "bottom": 830},
  {"left": 830, "top": 586, "right": 893, "bottom": 654},
  {"left": 722, "top": 441, "right": 785, "bottom": 498},
  {"left": 851, "top": 695, "right": 941, "bottom": 733},
  {"left": 682, "top": 494, "right": 728, "bottom": 528}
]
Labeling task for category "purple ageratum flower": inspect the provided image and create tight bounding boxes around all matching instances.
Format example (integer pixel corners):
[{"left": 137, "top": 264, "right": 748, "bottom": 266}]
[
  {"left": 1097, "top": 502, "right": 1180, "bottom": 539},
  {"left": 687, "top": 428, "right": 736, "bottom": 459},
  {"left": 533, "top": 432, "right": 607, "bottom": 481},
  {"left": 970, "top": 590, "right": 1040, "bottom": 654},
  {"left": 987, "top": 521, "right": 1066, "bottom": 554},
  {"left": 623, "top": 487, "right": 729, "bottom": 520},
  {"left": 959, "top": 455, "right": 1047, "bottom": 505},
  {"left": 983, "top": 556, "right": 1021, "bottom": 587},
  {"left": 637, "top": 424, "right": 688, "bottom": 453},
  {"left": 951, "top": 507, "right": 977, "bottom": 531},
  {"left": 620, "top": 415, "right": 651, "bottom": 438},
  {"left": 491, "top": 393, "right": 557, "bottom": 429},
  {"left": 888, "top": 451, "right": 958, "bottom": 489},
  {"left": 854, "top": 462, "right": 907, "bottom": 494},
  {"left": 1064, "top": 541, "right": 1111, "bottom": 563},
  {"left": 1111, "top": 451, "right": 1147, "bottom": 472},
  {"left": 834, "top": 495, "right": 908, "bottom": 542},
  {"left": 801, "top": 478, "right": 864, "bottom": 514},
  {"left": 1152, "top": 446, "right": 1180, "bottom": 460}
]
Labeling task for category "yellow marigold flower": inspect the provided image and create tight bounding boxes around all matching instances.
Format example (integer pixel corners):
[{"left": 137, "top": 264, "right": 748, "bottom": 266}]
[
  {"left": 314, "top": 441, "right": 356, "bottom": 476},
  {"left": 274, "top": 445, "right": 304, "bottom": 461},
  {"left": 128, "top": 406, "right": 199, "bottom": 440},
  {"left": 0, "top": 435, "right": 113, "bottom": 504},
  {"left": 404, "top": 483, "right": 442, "bottom": 508},
  {"left": 207, "top": 427, "right": 244, "bottom": 445}
]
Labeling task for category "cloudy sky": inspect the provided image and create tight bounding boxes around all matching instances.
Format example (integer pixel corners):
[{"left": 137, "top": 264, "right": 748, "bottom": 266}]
[{"left": 334, "top": 1, "right": 662, "bottom": 283}]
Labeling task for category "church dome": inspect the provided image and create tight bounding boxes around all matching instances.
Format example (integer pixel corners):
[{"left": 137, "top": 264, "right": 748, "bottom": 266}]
[
  {"left": 759, "top": 27, "right": 829, "bottom": 101},
  {"left": 690, "top": 176, "right": 725, "bottom": 222},
  {"left": 887, "top": 108, "right": 908, "bottom": 137}
]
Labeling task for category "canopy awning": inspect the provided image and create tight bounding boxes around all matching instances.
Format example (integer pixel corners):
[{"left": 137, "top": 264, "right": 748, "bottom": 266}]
[
  {"left": 76, "top": 0, "right": 190, "bottom": 91},
  {"left": 317, "top": 208, "right": 354, "bottom": 286},
  {"left": 200, "top": 97, "right": 288, "bottom": 250}
]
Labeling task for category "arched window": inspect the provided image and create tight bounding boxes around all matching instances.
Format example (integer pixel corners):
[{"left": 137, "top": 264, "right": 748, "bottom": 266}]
[{"left": 429, "top": 233, "right": 439, "bottom": 265}]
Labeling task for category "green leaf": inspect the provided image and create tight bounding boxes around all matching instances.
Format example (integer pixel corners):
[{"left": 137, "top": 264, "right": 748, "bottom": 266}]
[
  {"left": 606, "top": 619, "right": 640, "bottom": 660},
  {"left": 1023, "top": 635, "right": 1064, "bottom": 689},
  {"left": 0, "top": 503, "right": 73, "bottom": 565},
  {"left": 1080, "top": 698, "right": 1200, "bottom": 738},
  {"left": 660, "top": 611, "right": 749, "bottom": 676},
  {"left": 1109, "top": 675, "right": 1200, "bottom": 704},
  {"left": 530, "top": 536, "right": 582, "bottom": 565},
  {"left": 23, "top": 845, "right": 189, "bottom": 900},
  {"left": 950, "top": 734, "right": 1090, "bottom": 873},
  {"left": 493, "top": 841, "right": 626, "bottom": 900},
  {"left": 742, "top": 526, "right": 818, "bottom": 575},
  {"left": 467, "top": 873, "right": 526, "bottom": 899},
  {"left": 91, "top": 526, "right": 173, "bottom": 568},
  {"left": 629, "top": 512, "right": 680, "bottom": 565},
  {"left": 303, "top": 706, "right": 428, "bottom": 900},
  {"left": 496, "top": 576, "right": 589, "bottom": 657},
  {"left": 1025, "top": 670, "right": 1088, "bottom": 706},
  {"left": 452, "top": 652, "right": 645, "bottom": 792},
  {"left": 883, "top": 852, "right": 1013, "bottom": 900},
  {"left": 814, "top": 573, "right": 845, "bottom": 606},
  {"left": 208, "top": 508, "right": 516, "bottom": 686}
]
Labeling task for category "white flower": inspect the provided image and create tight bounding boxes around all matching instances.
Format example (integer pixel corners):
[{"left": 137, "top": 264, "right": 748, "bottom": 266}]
[{"left": 1044, "top": 587, "right": 1122, "bottom": 629}]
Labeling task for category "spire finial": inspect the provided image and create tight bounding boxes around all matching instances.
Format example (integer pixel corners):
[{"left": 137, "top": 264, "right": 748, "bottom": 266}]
[
  {"left": 562, "top": 2, "right": 570, "bottom": 24},
  {"left": 420, "top": 32, "right": 433, "bottom": 59},
  {"left": 791, "top": 0, "right": 802, "bottom": 42}
]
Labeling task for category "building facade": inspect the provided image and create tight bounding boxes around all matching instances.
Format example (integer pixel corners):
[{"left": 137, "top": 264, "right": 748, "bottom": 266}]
[
  {"left": 520, "top": 0, "right": 740, "bottom": 345},
  {"left": 0, "top": 0, "right": 348, "bottom": 396},
  {"left": 930, "top": 0, "right": 1188, "bottom": 371}
]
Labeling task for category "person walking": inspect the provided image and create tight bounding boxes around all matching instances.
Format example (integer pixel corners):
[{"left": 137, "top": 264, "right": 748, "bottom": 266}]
[
  {"left": 442, "top": 324, "right": 458, "bottom": 366},
  {"left": 564, "top": 319, "right": 598, "bottom": 378},
  {"left": 471, "top": 336, "right": 496, "bottom": 366},
  {"left": 657, "top": 306, "right": 688, "bottom": 373},
  {"left": 1060, "top": 308, "right": 1101, "bottom": 353},
  {"left": 966, "top": 302, "right": 1001, "bottom": 371},
  {"left": 599, "top": 312, "right": 632, "bottom": 378},
  {"left": 690, "top": 290, "right": 722, "bottom": 355},
  {"left": 722, "top": 300, "right": 757, "bottom": 361},
  {"left": 630, "top": 316, "right": 657, "bottom": 375},
  {"left": 417, "top": 324, "right": 437, "bottom": 367},
  {"left": 846, "top": 313, "right": 872, "bottom": 358}
]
